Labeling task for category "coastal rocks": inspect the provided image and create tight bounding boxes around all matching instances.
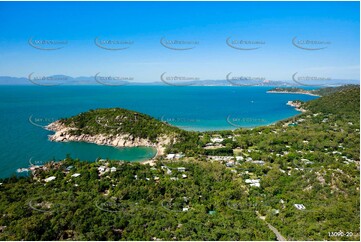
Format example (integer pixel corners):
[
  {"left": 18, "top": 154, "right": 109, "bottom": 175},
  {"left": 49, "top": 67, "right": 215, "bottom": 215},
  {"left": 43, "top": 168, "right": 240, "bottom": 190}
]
[
  {"left": 46, "top": 120, "right": 173, "bottom": 156},
  {"left": 286, "top": 101, "right": 306, "bottom": 112}
]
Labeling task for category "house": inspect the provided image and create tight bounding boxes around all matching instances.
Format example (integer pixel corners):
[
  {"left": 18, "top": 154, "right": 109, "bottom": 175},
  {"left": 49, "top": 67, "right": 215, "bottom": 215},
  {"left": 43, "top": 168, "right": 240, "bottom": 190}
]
[
  {"left": 177, "top": 167, "right": 186, "bottom": 172},
  {"left": 235, "top": 156, "right": 244, "bottom": 161},
  {"left": 182, "top": 207, "right": 189, "bottom": 212},
  {"left": 44, "top": 176, "right": 56, "bottom": 183},
  {"left": 294, "top": 204, "right": 306, "bottom": 210},
  {"left": 66, "top": 166, "right": 74, "bottom": 171},
  {"left": 226, "top": 161, "right": 235, "bottom": 167},
  {"left": 175, "top": 154, "right": 184, "bottom": 159},
  {"left": 166, "top": 154, "right": 175, "bottom": 159},
  {"left": 208, "top": 210, "right": 216, "bottom": 215},
  {"left": 71, "top": 173, "right": 81, "bottom": 178},
  {"left": 110, "top": 167, "right": 117, "bottom": 173},
  {"left": 210, "top": 137, "right": 224, "bottom": 143},
  {"left": 170, "top": 177, "right": 179, "bottom": 181},
  {"left": 154, "top": 176, "right": 160, "bottom": 181},
  {"left": 245, "top": 179, "right": 260, "bottom": 187},
  {"left": 253, "top": 160, "right": 265, "bottom": 165},
  {"left": 182, "top": 174, "right": 187, "bottom": 179},
  {"left": 98, "top": 166, "right": 106, "bottom": 173}
]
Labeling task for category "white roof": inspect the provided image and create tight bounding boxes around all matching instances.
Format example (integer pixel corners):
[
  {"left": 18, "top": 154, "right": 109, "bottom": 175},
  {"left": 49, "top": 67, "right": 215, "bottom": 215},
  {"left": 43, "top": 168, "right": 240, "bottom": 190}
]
[
  {"left": 166, "top": 154, "right": 175, "bottom": 159},
  {"left": 245, "top": 179, "right": 260, "bottom": 184},
  {"left": 250, "top": 183, "right": 260, "bottom": 187},
  {"left": 211, "top": 137, "right": 224, "bottom": 143},
  {"left": 182, "top": 174, "right": 187, "bottom": 178},
  {"left": 294, "top": 204, "right": 306, "bottom": 210},
  {"left": 71, "top": 173, "right": 81, "bottom": 177},
  {"left": 44, "top": 176, "right": 56, "bottom": 182}
]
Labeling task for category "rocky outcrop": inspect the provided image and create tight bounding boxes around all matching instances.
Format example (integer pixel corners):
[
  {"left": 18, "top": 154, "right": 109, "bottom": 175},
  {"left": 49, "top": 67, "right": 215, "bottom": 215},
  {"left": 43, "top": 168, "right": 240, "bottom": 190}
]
[
  {"left": 286, "top": 101, "right": 306, "bottom": 113},
  {"left": 46, "top": 121, "right": 174, "bottom": 156}
]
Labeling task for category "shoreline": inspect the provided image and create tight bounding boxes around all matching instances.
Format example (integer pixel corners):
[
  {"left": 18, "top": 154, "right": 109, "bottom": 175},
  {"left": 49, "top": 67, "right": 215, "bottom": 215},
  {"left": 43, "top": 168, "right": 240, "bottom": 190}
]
[
  {"left": 266, "top": 90, "right": 321, "bottom": 97},
  {"left": 45, "top": 121, "right": 167, "bottom": 162}
]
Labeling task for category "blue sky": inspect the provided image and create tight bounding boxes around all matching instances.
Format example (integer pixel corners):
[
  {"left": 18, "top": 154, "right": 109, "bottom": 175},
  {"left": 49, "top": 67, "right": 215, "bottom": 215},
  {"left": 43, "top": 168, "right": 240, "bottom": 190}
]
[{"left": 0, "top": 1, "right": 359, "bottom": 82}]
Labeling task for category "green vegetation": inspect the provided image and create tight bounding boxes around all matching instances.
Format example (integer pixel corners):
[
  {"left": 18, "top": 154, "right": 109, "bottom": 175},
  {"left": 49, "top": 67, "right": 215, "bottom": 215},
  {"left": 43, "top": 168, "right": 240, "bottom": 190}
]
[
  {"left": 60, "top": 108, "right": 185, "bottom": 143},
  {"left": 0, "top": 85, "right": 359, "bottom": 240},
  {"left": 0, "top": 159, "right": 275, "bottom": 240}
]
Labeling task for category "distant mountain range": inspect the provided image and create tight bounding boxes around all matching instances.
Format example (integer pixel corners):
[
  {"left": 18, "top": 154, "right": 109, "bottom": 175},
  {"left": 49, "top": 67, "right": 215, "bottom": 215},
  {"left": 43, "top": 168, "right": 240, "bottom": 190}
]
[{"left": 0, "top": 75, "right": 359, "bottom": 87}]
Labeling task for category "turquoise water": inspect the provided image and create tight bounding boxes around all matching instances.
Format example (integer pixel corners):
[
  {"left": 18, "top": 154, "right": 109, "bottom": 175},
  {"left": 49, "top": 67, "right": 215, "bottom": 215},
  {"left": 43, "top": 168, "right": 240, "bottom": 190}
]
[{"left": 0, "top": 85, "right": 317, "bottom": 178}]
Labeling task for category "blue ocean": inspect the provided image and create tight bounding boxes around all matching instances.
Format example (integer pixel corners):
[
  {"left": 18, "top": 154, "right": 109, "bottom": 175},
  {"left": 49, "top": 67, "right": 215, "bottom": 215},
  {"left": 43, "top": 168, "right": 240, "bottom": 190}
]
[{"left": 0, "top": 85, "right": 317, "bottom": 178}]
